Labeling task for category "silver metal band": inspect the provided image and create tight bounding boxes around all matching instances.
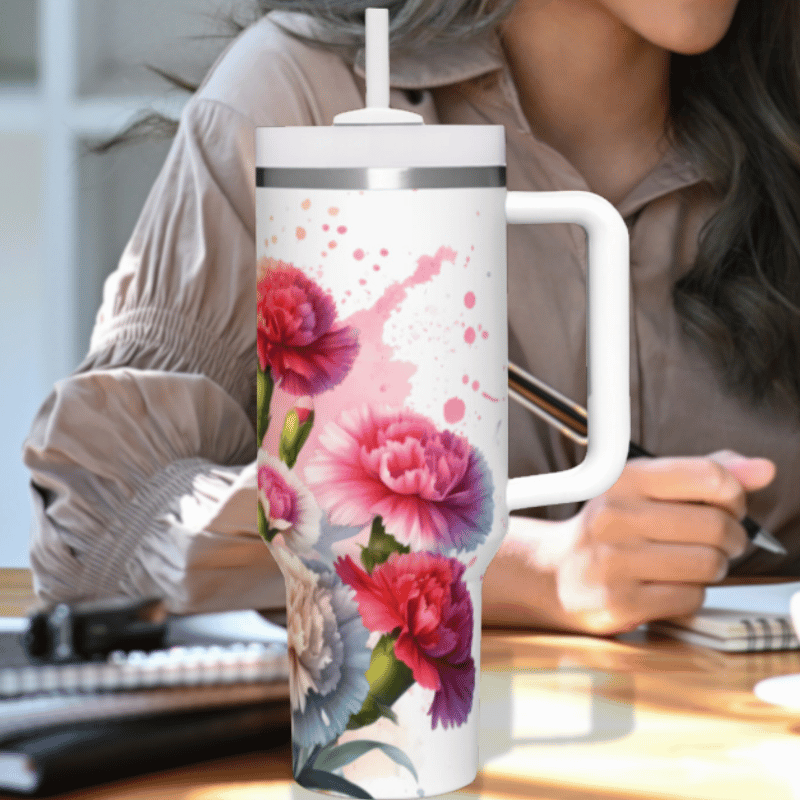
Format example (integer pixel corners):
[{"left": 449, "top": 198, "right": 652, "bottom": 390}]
[{"left": 256, "top": 165, "right": 505, "bottom": 190}]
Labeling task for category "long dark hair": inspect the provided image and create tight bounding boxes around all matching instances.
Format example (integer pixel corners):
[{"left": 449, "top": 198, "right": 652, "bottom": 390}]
[
  {"left": 669, "top": 0, "right": 800, "bottom": 412},
  {"left": 107, "top": 0, "right": 800, "bottom": 412}
]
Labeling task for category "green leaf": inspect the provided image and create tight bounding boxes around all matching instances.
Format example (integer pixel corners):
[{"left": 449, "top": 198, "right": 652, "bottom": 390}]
[
  {"left": 257, "top": 501, "right": 278, "bottom": 545},
  {"left": 256, "top": 367, "right": 273, "bottom": 444},
  {"left": 345, "top": 695, "right": 381, "bottom": 730},
  {"left": 313, "top": 740, "right": 418, "bottom": 782},
  {"left": 297, "top": 769, "right": 373, "bottom": 798},
  {"left": 359, "top": 517, "right": 410, "bottom": 573},
  {"left": 345, "top": 634, "right": 414, "bottom": 730}
]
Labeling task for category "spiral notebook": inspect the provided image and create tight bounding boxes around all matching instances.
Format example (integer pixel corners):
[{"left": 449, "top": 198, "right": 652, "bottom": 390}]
[
  {"left": 648, "top": 581, "right": 800, "bottom": 652},
  {"left": 0, "top": 610, "right": 292, "bottom": 794},
  {"left": 0, "top": 610, "right": 291, "bottom": 738}
]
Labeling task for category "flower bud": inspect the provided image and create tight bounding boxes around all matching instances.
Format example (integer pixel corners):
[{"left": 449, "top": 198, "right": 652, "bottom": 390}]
[{"left": 279, "top": 398, "right": 315, "bottom": 468}]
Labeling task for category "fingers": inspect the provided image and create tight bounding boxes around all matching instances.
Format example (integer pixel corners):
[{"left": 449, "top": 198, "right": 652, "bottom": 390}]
[
  {"left": 708, "top": 449, "right": 776, "bottom": 492},
  {"left": 584, "top": 497, "right": 748, "bottom": 557},
  {"left": 613, "top": 456, "right": 749, "bottom": 519},
  {"left": 560, "top": 575, "right": 706, "bottom": 635},
  {"left": 629, "top": 582, "right": 706, "bottom": 625},
  {"left": 612, "top": 450, "right": 776, "bottom": 522},
  {"left": 554, "top": 451, "right": 778, "bottom": 636},
  {"left": 607, "top": 542, "right": 729, "bottom": 584}
]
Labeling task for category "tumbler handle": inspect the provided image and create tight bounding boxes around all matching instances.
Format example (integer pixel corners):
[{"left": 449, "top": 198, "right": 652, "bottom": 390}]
[{"left": 505, "top": 191, "right": 630, "bottom": 510}]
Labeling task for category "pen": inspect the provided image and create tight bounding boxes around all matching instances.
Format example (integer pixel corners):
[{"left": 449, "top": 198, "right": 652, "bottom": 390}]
[{"left": 507, "top": 361, "right": 787, "bottom": 556}]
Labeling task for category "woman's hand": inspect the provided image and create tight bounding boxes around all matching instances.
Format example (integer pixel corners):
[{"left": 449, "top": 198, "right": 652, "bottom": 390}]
[{"left": 483, "top": 450, "right": 776, "bottom": 635}]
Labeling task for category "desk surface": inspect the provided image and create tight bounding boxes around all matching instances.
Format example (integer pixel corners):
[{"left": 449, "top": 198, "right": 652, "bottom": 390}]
[{"left": 3, "top": 568, "right": 800, "bottom": 800}]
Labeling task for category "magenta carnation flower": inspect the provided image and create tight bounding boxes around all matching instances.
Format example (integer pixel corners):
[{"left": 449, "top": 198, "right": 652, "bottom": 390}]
[
  {"left": 335, "top": 551, "right": 475, "bottom": 730},
  {"left": 257, "top": 258, "right": 359, "bottom": 396},
  {"left": 305, "top": 406, "right": 494, "bottom": 553},
  {"left": 258, "top": 450, "right": 320, "bottom": 553}
]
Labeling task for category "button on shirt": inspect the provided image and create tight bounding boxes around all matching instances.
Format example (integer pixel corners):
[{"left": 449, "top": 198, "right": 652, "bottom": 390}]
[{"left": 23, "top": 12, "right": 800, "bottom": 612}]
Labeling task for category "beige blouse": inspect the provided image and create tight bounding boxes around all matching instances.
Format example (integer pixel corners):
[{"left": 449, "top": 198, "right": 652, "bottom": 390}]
[{"left": 23, "top": 12, "right": 800, "bottom": 613}]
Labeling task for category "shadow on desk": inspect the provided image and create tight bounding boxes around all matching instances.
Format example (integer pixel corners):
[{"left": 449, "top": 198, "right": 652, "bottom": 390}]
[{"left": 479, "top": 666, "right": 635, "bottom": 760}]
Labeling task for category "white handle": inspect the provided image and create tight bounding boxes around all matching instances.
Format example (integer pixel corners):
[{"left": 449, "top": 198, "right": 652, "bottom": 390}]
[{"left": 506, "top": 191, "right": 630, "bottom": 510}]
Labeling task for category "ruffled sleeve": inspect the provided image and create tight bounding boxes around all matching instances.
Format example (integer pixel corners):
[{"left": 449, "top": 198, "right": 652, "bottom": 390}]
[{"left": 23, "top": 92, "right": 293, "bottom": 613}]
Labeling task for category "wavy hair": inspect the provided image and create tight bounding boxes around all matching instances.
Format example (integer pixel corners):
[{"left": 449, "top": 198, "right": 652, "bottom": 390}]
[
  {"left": 669, "top": 0, "right": 800, "bottom": 412},
  {"left": 256, "top": 0, "right": 516, "bottom": 54},
  {"left": 105, "top": 0, "right": 800, "bottom": 412}
]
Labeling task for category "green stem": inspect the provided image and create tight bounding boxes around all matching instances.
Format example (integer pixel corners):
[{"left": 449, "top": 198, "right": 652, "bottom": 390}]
[{"left": 257, "top": 366, "right": 273, "bottom": 445}]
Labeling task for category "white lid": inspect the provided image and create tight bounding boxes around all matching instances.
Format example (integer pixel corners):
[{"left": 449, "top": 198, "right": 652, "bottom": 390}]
[
  {"left": 256, "top": 125, "right": 505, "bottom": 169},
  {"left": 255, "top": 8, "right": 505, "bottom": 169}
]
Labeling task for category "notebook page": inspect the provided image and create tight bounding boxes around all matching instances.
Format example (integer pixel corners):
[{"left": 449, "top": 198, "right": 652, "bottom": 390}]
[{"left": 703, "top": 581, "right": 800, "bottom": 614}]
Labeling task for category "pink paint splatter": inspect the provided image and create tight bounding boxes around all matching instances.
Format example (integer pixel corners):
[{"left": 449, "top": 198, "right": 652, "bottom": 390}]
[
  {"left": 323, "top": 224, "right": 329, "bottom": 231},
  {"left": 373, "top": 264, "right": 380, "bottom": 271},
  {"left": 464, "top": 327, "right": 476, "bottom": 345},
  {"left": 359, "top": 278, "right": 367, "bottom": 286},
  {"left": 329, "top": 240, "right": 337, "bottom": 249},
  {"left": 462, "top": 375, "right": 469, "bottom": 384},
  {"left": 444, "top": 397, "right": 466, "bottom": 424},
  {"left": 296, "top": 226, "right": 306, "bottom": 240},
  {"left": 464, "top": 292, "right": 475, "bottom": 309},
  {"left": 472, "top": 381, "right": 480, "bottom": 391},
  {"left": 300, "top": 245, "right": 458, "bottom": 467},
  {"left": 482, "top": 330, "right": 489, "bottom": 340},
  {"left": 353, "top": 249, "right": 365, "bottom": 260},
  {"left": 367, "top": 245, "right": 457, "bottom": 324},
  {"left": 482, "top": 392, "right": 499, "bottom": 402},
  {"left": 337, "top": 226, "right": 347, "bottom": 234},
  {"left": 380, "top": 248, "right": 389, "bottom": 257}
]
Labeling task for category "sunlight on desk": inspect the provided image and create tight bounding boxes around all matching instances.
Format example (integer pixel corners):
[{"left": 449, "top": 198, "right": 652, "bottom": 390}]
[{"left": 4, "top": 572, "right": 800, "bottom": 800}]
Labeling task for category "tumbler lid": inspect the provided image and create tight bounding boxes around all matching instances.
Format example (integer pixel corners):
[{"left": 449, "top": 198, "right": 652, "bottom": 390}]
[{"left": 255, "top": 8, "right": 506, "bottom": 171}]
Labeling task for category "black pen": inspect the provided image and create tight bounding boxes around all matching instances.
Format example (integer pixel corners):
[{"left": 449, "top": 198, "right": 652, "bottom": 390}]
[{"left": 507, "top": 361, "right": 786, "bottom": 556}]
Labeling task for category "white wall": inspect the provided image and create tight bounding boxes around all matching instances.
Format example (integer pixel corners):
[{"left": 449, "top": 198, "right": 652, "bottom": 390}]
[
  {"left": 0, "top": 0, "right": 243, "bottom": 567},
  {"left": 0, "top": 134, "right": 47, "bottom": 566}
]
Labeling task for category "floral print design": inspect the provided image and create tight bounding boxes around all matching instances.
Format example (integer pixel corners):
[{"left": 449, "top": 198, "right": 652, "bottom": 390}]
[
  {"left": 257, "top": 451, "right": 320, "bottom": 553},
  {"left": 257, "top": 257, "right": 490, "bottom": 797},
  {"left": 335, "top": 551, "right": 475, "bottom": 730},
  {"left": 276, "top": 548, "right": 371, "bottom": 745},
  {"left": 305, "top": 405, "right": 494, "bottom": 553},
  {"left": 257, "top": 258, "right": 359, "bottom": 396}
]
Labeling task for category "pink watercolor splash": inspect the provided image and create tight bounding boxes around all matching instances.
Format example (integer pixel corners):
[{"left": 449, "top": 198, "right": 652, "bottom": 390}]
[
  {"left": 464, "top": 327, "right": 476, "bottom": 345},
  {"left": 464, "top": 292, "right": 475, "bottom": 309},
  {"left": 290, "top": 245, "right": 458, "bottom": 474},
  {"left": 353, "top": 249, "right": 365, "bottom": 260},
  {"left": 444, "top": 397, "right": 466, "bottom": 424}
]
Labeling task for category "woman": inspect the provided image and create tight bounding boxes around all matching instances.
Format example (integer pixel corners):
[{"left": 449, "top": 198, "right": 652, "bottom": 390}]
[{"left": 23, "top": 0, "right": 800, "bottom": 634}]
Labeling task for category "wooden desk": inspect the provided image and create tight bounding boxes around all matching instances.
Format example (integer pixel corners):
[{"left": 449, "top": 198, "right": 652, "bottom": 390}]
[{"left": 3, "top": 568, "right": 800, "bottom": 799}]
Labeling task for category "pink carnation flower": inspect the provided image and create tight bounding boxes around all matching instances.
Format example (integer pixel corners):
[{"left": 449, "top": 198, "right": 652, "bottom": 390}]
[
  {"left": 258, "top": 451, "right": 320, "bottom": 553},
  {"left": 257, "top": 259, "right": 359, "bottom": 396},
  {"left": 305, "top": 406, "right": 493, "bottom": 553},
  {"left": 335, "top": 551, "right": 475, "bottom": 729}
]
